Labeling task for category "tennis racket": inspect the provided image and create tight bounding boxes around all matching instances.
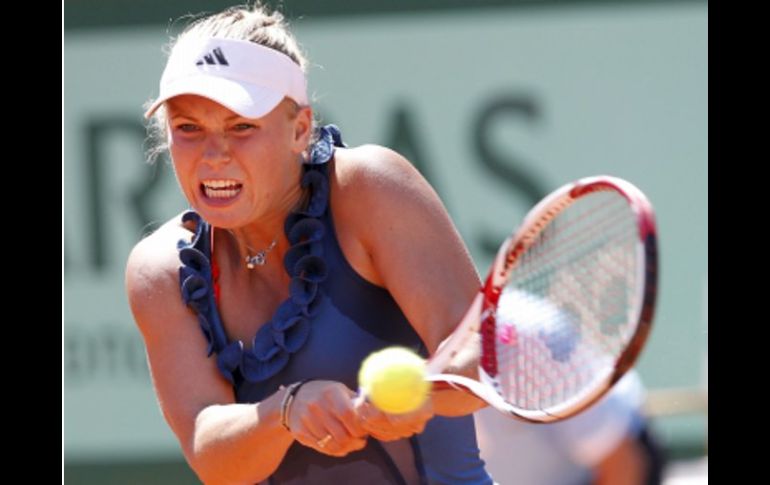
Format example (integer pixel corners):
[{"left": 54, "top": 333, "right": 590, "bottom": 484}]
[{"left": 425, "top": 175, "right": 657, "bottom": 423}]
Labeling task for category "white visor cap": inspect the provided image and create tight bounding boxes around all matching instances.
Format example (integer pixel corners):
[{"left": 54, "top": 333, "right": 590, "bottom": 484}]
[{"left": 144, "top": 37, "right": 308, "bottom": 119}]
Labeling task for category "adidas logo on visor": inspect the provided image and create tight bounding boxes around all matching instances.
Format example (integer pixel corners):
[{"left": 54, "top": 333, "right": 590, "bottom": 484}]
[
  {"left": 144, "top": 38, "right": 309, "bottom": 119},
  {"left": 196, "top": 47, "right": 229, "bottom": 66}
]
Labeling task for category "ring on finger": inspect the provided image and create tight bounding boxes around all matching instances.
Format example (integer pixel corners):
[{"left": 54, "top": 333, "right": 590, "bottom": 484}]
[{"left": 316, "top": 434, "right": 333, "bottom": 448}]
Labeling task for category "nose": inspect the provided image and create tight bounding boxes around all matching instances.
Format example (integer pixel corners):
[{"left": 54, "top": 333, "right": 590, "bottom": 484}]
[{"left": 202, "top": 133, "right": 231, "bottom": 166}]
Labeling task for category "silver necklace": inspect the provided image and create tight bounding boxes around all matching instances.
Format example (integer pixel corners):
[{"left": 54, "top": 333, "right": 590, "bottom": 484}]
[{"left": 244, "top": 238, "right": 278, "bottom": 269}]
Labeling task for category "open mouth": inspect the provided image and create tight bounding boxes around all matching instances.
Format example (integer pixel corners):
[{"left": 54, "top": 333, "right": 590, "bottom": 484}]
[{"left": 200, "top": 179, "right": 243, "bottom": 200}]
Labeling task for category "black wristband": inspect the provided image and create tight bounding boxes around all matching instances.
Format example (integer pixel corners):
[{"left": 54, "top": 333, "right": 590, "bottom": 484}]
[{"left": 280, "top": 379, "right": 312, "bottom": 432}]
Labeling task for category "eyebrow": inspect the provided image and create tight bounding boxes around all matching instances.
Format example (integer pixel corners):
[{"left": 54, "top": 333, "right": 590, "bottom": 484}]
[
  {"left": 170, "top": 114, "right": 199, "bottom": 122},
  {"left": 169, "top": 113, "right": 246, "bottom": 122}
]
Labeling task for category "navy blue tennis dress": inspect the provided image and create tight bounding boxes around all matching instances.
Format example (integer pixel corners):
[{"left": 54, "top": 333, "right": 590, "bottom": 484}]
[{"left": 177, "top": 125, "right": 492, "bottom": 484}]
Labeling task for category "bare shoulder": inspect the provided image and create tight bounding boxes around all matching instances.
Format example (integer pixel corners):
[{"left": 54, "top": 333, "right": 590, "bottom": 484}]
[
  {"left": 327, "top": 145, "right": 444, "bottom": 285},
  {"left": 125, "top": 213, "right": 194, "bottom": 341},
  {"left": 332, "top": 144, "right": 432, "bottom": 197},
  {"left": 330, "top": 144, "right": 441, "bottom": 228}
]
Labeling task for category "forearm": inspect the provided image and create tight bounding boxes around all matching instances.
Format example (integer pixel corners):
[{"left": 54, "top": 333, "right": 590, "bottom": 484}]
[
  {"left": 432, "top": 388, "right": 486, "bottom": 417},
  {"left": 187, "top": 391, "right": 294, "bottom": 484},
  {"left": 432, "top": 333, "right": 486, "bottom": 417}
]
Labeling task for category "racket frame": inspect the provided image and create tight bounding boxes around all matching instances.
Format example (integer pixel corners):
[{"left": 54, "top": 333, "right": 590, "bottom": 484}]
[{"left": 427, "top": 175, "right": 657, "bottom": 422}]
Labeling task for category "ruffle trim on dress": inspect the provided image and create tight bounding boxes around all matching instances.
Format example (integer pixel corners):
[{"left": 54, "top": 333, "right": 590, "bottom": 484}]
[{"left": 177, "top": 125, "right": 345, "bottom": 384}]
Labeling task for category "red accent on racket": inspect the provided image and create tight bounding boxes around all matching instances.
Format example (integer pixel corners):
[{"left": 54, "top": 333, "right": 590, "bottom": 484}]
[{"left": 426, "top": 175, "right": 657, "bottom": 422}]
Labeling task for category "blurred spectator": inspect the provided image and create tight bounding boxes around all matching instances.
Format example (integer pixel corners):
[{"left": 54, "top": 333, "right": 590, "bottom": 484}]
[{"left": 475, "top": 371, "right": 666, "bottom": 485}]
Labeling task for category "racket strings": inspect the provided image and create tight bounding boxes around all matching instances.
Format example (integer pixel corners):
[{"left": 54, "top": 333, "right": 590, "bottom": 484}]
[
  {"left": 516, "top": 196, "right": 635, "bottom": 307},
  {"left": 513, "top": 211, "right": 635, "bottom": 356},
  {"left": 516, "top": 195, "right": 634, "bottom": 281},
  {"left": 530, "top": 228, "right": 634, "bottom": 400},
  {"left": 512, "top": 213, "right": 632, "bottom": 313},
  {"left": 494, "top": 192, "right": 641, "bottom": 411}
]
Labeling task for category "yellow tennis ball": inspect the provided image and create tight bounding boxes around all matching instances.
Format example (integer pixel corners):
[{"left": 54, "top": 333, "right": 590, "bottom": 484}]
[{"left": 358, "top": 347, "right": 429, "bottom": 414}]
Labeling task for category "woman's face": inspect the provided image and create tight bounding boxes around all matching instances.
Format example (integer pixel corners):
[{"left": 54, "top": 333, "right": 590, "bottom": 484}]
[{"left": 165, "top": 94, "right": 311, "bottom": 228}]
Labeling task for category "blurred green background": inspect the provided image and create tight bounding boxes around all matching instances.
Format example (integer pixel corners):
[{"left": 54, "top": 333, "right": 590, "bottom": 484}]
[{"left": 63, "top": 0, "right": 707, "bottom": 483}]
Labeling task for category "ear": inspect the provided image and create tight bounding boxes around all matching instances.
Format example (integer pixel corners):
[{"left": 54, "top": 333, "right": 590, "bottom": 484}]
[{"left": 291, "top": 106, "right": 313, "bottom": 154}]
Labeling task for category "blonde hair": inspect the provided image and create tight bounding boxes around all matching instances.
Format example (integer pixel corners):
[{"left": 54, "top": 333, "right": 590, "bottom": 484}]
[{"left": 145, "top": 2, "right": 310, "bottom": 163}]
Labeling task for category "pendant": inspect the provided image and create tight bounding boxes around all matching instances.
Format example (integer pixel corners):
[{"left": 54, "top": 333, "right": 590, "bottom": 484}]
[{"left": 246, "top": 252, "right": 267, "bottom": 269}]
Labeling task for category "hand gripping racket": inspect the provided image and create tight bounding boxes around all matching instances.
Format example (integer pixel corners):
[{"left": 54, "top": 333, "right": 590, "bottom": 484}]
[{"left": 426, "top": 175, "right": 657, "bottom": 422}]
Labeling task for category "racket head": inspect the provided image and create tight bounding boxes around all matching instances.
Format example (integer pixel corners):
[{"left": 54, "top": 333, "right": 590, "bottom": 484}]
[{"left": 433, "top": 175, "right": 657, "bottom": 423}]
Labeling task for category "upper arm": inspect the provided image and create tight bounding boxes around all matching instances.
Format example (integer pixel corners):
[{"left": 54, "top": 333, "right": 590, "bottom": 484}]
[
  {"left": 338, "top": 146, "right": 481, "bottom": 354},
  {"left": 125, "top": 227, "right": 235, "bottom": 457}
]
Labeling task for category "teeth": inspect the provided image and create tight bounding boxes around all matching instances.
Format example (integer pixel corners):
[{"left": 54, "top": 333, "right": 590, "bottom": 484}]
[
  {"left": 204, "top": 185, "right": 241, "bottom": 199},
  {"left": 201, "top": 179, "right": 243, "bottom": 200},
  {"left": 202, "top": 179, "right": 241, "bottom": 189}
]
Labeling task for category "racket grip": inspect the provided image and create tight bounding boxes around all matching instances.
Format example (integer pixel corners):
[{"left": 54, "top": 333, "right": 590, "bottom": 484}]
[{"left": 352, "top": 389, "right": 367, "bottom": 408}]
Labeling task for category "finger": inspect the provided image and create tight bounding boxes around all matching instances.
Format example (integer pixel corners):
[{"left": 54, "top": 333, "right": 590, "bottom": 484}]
[
  {"left": 310, "top": 398, "right": 351, "bottom": 440},
  {"left": 308, "top": 404, "right": 364, "bottom": 455},
  {"left": 295, "top": 411, "right": 328, "bottom": 446},
  {"left": 394, "top": 408, "right": 432, "bottom": 434},
  {"left": 386, "top": 417, "right": 423, "bottom": 436},
  {"left": 367, "top": 408, "right": 430, "bottom": 439},
  {"left": 338, "top": 407, "right": 367, "bottom": 438},
  {"left": 390, "top": 396, "right": 434, "bottom": 434},
  {"left": 332, "top": 435, "right": 368, "bottom": 456},
  {"left": 355, "top": 399, "right": 422, "bottom": 441},
  {"left": 314, "top": 383, "right": 366, "bottom": 438},
  {"left": 355, "top": 398, "right": 388, "bottom": 424},
  {"left": 355, "top": 407, "right": 388, "bottom": 437},
  {"left": 360, "top": 417, "right": 404, "bottom": 441},
  {"left": 314, "top": 431, "right": 367, "bottom": 457},
  {"left": 330, "top": 396, "right": 367, "bottom": 438}
]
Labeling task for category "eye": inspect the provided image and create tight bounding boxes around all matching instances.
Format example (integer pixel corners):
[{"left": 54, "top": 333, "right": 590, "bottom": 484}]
[
  {"left": 175, "top": 123, "right": 201, "bottom": 133},
  {"left": 232, "top": 123, "right": 257, "bottom": 132}
]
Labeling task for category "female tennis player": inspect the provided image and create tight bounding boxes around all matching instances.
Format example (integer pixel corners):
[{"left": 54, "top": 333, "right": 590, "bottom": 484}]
[{"left": 126, "top": 3, "right": 491, "bottom": 483}]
